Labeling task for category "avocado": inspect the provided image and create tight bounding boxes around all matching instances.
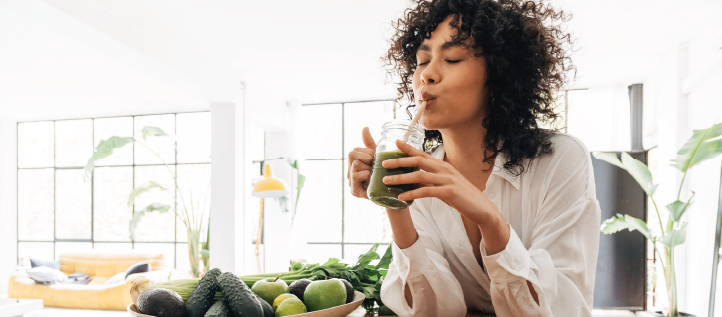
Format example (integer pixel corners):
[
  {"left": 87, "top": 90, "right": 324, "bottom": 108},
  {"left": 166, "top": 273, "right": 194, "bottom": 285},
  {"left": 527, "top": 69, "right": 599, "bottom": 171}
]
[
  {"left": 204, "top": 299, "right": 229, "bottom": 317},
  {"left": 217, "top": 272, "right": 264, "bottom": 317},
  {"left": 336, "top": 278, "right": 354, "bottom": 303},
  {"left": 288, "top": 279, "right": 312, "bottom": 302},
  {"left": 187, "top": 268, "right": 222, "bottom": 317},
  {"left": 251, "top": 293, "right": 274, "bottom": 317},
  {"left": 137, "top": 288, "right": 187, "bottom": 317}
]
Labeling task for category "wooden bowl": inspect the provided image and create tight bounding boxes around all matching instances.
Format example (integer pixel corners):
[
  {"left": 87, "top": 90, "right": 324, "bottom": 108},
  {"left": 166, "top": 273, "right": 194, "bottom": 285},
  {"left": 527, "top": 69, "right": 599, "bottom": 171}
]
[
  {"left": 126, "top": 303, "right": 154, "bottom": 317},
  {"left": 127, "top": 291, "right": 366, "bottom": 317}
]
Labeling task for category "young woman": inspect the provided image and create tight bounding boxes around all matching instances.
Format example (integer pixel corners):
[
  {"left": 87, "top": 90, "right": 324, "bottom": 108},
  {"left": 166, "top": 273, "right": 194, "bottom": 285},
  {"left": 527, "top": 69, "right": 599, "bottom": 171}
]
[{"left": 347, "top": 0, "right": 600, "bottom": 316}]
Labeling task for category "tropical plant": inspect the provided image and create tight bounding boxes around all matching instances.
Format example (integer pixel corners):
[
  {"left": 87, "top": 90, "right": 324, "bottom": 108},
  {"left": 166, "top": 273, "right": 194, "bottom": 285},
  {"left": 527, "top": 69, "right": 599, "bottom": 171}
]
[
  {"left": 593, "top": 122, "right": 722, "bottom": 316},
  {"left": 84, "top": 126, "right": 210, "bottom": 278}
]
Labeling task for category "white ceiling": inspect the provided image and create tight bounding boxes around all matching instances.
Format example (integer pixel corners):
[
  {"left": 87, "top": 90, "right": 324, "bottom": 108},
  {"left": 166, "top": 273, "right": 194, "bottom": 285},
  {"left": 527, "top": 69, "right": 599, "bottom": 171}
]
[{"left": 0, "top": 0, "right": 720, "bottom": 121}]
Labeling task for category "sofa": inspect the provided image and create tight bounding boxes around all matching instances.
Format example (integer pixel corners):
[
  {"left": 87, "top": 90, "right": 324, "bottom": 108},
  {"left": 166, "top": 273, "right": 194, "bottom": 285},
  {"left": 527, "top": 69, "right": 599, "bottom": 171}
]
[{"left": 8, "top": 250, "right": 181, "bottom": 310}]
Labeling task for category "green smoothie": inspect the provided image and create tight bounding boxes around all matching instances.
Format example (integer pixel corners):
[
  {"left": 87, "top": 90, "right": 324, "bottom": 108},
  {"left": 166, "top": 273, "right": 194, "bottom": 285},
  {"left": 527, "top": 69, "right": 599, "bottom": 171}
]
[{"left": 368, "top": 150, "right": 419, "bottom": 209}]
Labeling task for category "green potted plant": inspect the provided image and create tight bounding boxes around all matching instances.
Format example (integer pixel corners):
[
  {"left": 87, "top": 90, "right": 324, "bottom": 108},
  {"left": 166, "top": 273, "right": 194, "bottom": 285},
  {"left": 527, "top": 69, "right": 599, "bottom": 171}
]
[
  {"left": 84, "top": 126, "right": 210, "bottom": 278},
  {"left": 593, "top": 122, "right": 722, "bottom": 316}
]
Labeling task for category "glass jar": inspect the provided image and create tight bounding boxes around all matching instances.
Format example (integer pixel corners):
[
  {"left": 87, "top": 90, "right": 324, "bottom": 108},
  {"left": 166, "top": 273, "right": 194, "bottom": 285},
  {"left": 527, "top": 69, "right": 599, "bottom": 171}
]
[{"left": 367, "top": 120, "right": 425, "bottom": 209}]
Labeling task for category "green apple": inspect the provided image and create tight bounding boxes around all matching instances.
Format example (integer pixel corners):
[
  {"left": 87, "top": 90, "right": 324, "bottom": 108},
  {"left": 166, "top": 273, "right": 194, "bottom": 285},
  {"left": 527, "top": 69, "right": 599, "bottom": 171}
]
[
  {"left": 251, "top": 277, "right": 290, "bottom": 305},
  {"left": 303, "top": 279, "right": 347, "bottom": 311}
]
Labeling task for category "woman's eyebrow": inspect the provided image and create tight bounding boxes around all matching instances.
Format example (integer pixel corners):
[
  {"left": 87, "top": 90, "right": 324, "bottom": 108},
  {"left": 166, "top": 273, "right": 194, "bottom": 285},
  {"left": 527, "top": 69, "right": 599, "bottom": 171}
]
[{"left": 418, "top": 40, "right": 465, "bottom": 52}]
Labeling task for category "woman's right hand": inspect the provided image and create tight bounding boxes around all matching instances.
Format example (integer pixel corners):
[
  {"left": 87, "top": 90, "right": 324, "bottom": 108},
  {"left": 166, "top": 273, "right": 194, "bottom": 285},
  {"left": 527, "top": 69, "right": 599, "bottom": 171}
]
[{"left": 347, "top": 127, "right": 377, "bottom": 199}]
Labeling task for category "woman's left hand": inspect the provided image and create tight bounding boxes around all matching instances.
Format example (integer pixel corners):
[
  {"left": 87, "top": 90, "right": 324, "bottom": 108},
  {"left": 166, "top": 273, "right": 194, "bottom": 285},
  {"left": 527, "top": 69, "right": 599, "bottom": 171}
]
[{"left": 382, "top": 140, "right": 495, "bottom": 225}]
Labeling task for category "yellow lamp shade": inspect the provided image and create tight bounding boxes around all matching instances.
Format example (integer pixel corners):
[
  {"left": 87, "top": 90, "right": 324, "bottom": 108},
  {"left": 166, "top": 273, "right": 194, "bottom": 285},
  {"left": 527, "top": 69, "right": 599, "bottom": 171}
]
[{"left": 252, "top": 164, "right": 289, "bottom": 198}]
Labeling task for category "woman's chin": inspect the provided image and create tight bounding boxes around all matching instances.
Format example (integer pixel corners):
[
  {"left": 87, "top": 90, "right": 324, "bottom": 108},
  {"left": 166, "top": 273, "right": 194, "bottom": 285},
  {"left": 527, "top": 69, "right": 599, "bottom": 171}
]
[{"left": 419, "top": 117, "right": 444, "bottom": 131}]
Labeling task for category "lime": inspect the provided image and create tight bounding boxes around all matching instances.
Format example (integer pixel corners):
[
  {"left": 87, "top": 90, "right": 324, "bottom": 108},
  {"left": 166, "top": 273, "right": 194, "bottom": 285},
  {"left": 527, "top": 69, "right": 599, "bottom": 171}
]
[
  {"left": 275, "top": 298, "right": 307, "bottom": 317},
  {"left": 273, "top": 293, "right": 298, "bottom": 311}
]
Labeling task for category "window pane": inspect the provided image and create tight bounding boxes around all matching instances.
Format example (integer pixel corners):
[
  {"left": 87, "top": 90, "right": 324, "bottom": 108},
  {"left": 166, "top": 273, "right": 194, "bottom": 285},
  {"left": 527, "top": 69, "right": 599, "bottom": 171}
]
[
  {"left": 177, "top": 216, "right": 188, "bottom": 242},
  {"left": 18, "top": 242, "right": 54, "bottom": 267},
  {"left": 55, "top": 242, "right": 92, "bottom": 260},
  {"left": 177, "top": 112, "right": 210, "bottom": 163},
  {"left": 343, "top": 161, "right": 393, "bottom": 243},
  {"left": 94, "top": 166, "right": 133, "bottom": 241},
  {"left": 343, "top": 244, "right": 389, "bottom": 264},
  {"left": 55, "top": 169, "right": 91, "bottom": 239},
  {"left": 134, "top": 243, "right": 175, "bottom": 269},
  {"left": 94, "top": 117, "right": 133, "bottom": 166},
  {"left": 293, "top": 160, "right": 342, "bottom": 242},
  {"left": 18, "top": 121, "right": 54, "bottom": 168},
  {"left": 94, "top": 243, "right": 132, "bottom": 251},
  {"left": 343, "top": 101, "right": 396, "bottom": 155},
  {"left": 55, "top": 119, "right": 93, "bottom": 167},
  {"left": 176, "top": 243, "right": 191, "bottom": 274},
  {"left": 133, "top": 166, "right": 175, "bottom": 242},
  {"left": 303, "top": 244, "right": 342, "bottom": 265},
  {"left": 296, "top": 105, "right": 342, "bottom": 159},
  {"left": 134, "top": 115, "right": 175, "bottom": 164},
  {"left": 176, "top": 164, "right": 211, "bottom": 241},
  {"left": 18, "top": 169, "right": 54, "bottom": 241}
]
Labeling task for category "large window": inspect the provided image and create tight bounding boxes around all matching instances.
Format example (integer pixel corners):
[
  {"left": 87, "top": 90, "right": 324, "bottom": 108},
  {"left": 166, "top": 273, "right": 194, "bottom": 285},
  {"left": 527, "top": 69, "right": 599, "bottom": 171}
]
[
  {"left": 16, "top": 112, "right": 210, "bottom": 271},
  {"left": 293, "top": 101, "right": 396, "bottom": 263}
]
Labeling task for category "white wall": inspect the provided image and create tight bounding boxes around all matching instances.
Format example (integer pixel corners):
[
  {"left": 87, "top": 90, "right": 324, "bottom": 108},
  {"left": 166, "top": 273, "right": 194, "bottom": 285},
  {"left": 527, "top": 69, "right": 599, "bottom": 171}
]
[
  {"left": 0, "top": 121, "right": 17, "bottom": 295},
  {"left": 567, "top": 85, "right": 631, "bottom": 151},
  {"left": 678, "top": 46, "right": 722, "bottom": 317},
  {"left": 643, "top": 41, "right": 722, "bottom": 316}
]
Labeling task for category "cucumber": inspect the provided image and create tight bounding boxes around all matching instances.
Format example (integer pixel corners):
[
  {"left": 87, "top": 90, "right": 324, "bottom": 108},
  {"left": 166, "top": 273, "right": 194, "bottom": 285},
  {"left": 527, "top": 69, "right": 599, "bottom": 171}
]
[
  {"left": 204, "top": 299, "right": 230, "bottom": 317},
  {"left": 187, "top": 268, "right": 222, "bottom": 317},
  {"left": 217, "top": 272, "right": 264, "bottom": 317},
  {"left": 252, "top": 294, "right": 274, "bottom": 317},
  {"left": 378, "top": 305, "right": 397, "bottom": 316}
]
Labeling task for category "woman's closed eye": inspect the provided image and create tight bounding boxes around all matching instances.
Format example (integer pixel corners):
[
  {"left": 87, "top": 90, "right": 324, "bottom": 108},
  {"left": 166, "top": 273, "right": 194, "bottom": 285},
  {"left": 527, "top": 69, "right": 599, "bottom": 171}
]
[{"left": 418, "top": 59, "right": 462, "bottom": 66}]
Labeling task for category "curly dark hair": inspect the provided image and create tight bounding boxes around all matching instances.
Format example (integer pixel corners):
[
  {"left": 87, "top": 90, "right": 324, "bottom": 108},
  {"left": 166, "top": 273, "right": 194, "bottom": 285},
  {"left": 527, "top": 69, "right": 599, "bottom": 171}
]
[{"left": 383, "top": 0, "right": 574, "bottom": 176}]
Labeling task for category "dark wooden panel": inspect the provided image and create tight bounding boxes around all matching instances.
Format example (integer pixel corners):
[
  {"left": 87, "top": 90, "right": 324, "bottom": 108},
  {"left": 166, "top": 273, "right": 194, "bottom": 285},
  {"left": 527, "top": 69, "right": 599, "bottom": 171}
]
[{"left": 592, "top": 151, "right": 648, "bottom": 311}]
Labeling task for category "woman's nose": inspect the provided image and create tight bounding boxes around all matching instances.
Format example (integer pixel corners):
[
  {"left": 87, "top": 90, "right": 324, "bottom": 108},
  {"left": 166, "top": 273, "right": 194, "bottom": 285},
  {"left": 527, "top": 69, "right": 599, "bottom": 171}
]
[{"left": 420, "top": 62, "right": 438, "bottom": 85}]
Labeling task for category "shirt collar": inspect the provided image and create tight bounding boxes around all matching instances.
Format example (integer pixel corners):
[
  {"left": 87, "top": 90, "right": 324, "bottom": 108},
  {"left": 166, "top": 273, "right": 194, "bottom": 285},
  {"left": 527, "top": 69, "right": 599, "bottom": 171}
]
[{"left": 430, "top": 144, "right": 520, "bottom": 190}]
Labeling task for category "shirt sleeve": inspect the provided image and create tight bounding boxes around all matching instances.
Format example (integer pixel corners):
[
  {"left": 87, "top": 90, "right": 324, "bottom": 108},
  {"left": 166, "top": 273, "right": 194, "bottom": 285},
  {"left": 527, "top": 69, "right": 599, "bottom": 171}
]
[
  {"left": 380, "top": 204, "right": 468, "bottom": 317},
  {"left": 481, "top": 138, "right": 601, "bottom": 317}
]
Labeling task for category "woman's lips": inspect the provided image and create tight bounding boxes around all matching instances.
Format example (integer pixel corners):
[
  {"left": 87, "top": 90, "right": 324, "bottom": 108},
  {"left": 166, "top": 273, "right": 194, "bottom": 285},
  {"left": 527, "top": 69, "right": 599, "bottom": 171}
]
[{"left": 422, "top": 98, "right": 436, "bottom": 109}]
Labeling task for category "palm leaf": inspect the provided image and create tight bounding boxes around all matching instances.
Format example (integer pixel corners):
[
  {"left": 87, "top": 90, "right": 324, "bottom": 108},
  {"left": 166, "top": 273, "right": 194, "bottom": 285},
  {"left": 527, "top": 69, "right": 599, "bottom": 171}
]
[
  {"left": 127, "top": 181, "right": 167, "bottom": 207},
  {"left": 661, "top": 224, "right": 688, "bottom": 248},
  {"left": 130, "top": 203, "right": 170, "bottom": 240},
  {"left": 665, "top": 193, "right": 694, "bottom": 223},
  {"left": 84, "top": 136, "right": 134, "bottom": 180},
  {"left": 141, "top": 126, "right": 172, "bottom": 140},
  {"left": 592, "top": 152, "right": 657, "bottom": 196},
  {"left": 601, "top": 213, "right": 653, "bottom": 241},
  {"left": 671, "top": 122, "right": 722, "bottom": 172}
]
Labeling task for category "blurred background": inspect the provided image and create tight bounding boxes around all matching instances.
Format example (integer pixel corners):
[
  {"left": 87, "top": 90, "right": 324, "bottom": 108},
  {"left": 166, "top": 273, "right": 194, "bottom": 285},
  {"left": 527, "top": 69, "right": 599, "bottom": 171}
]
[{"left": 0, "top": 0, "right": 721, "bottom": 315}]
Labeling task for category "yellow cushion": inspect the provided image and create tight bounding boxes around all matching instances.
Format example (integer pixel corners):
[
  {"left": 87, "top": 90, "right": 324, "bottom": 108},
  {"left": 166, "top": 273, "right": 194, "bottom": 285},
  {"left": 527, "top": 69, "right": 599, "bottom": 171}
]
[
  {"left": 8, "top": 250, "right": 168, "bottom": 310},
  {"left": 59, "top": 251, "right": 166, "bottom": 277}
]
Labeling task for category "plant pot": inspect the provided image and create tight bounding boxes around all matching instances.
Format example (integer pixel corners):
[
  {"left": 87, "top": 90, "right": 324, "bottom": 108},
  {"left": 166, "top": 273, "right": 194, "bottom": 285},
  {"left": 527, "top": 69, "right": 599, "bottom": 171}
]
[{"left": 650, "top": 311, "right": 697, "bottom": 317}]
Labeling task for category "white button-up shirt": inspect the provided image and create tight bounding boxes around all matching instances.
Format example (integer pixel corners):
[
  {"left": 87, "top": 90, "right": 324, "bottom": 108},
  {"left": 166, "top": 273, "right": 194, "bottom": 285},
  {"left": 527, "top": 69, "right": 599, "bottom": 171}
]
[{"left": 380, "top": 133, "right": 601, "bottom": 317}]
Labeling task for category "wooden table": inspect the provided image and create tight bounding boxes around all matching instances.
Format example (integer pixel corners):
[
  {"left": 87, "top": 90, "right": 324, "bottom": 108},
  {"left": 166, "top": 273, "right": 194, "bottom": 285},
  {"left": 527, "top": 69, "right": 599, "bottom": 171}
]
[{"left": 346, "top": 307, "right": 495, "bottom": 316}]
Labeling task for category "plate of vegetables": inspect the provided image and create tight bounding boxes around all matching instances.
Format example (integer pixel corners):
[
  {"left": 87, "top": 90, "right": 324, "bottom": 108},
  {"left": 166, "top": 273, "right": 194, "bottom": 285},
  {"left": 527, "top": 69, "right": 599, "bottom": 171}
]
[{"left": 128, "top": 244, "right": 397, "bottom": 317}]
